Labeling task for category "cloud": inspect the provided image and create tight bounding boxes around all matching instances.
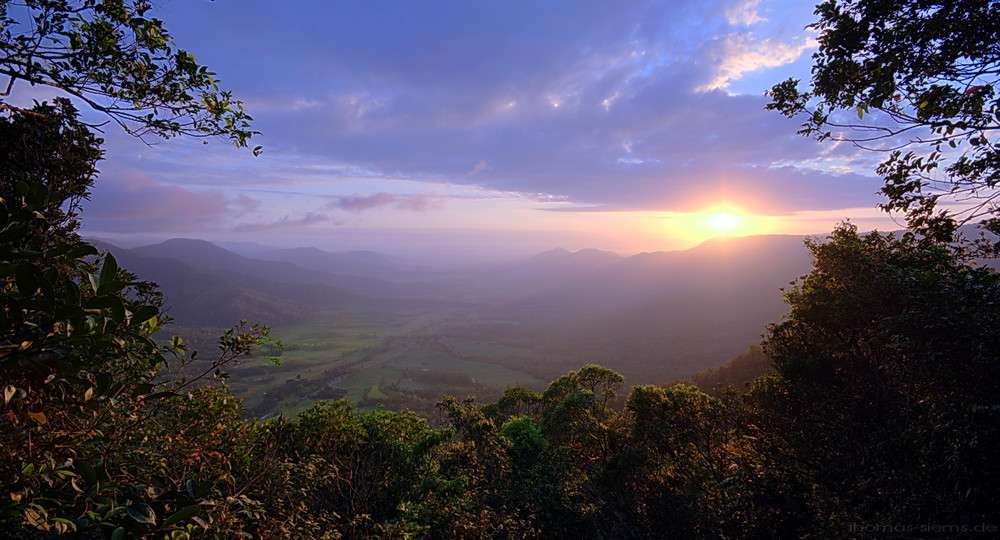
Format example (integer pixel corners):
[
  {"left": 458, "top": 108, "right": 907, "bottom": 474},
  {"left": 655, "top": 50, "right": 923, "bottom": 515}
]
[
  {"left": 327, "top": 193, "right": 444, "bottom": 213},
  {"left": 725, "top": 0, "right": 767, "bottom": 26},
  {"left": 698, "top": 33, "right": 816, "bottom": 91},
  {"left": 466, "top": 160, "right": 490, "bottom": 177},
  {"left": 82, "top": 169, "right": 237, "bottom": 233},
  {"left": 232, "top": 212, "right": 338, "bottom": 232}
]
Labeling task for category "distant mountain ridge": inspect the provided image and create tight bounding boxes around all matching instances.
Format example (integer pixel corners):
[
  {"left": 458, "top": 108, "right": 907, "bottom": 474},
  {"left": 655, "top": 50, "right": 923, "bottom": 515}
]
[
  {"left": 129, "top": 238, "right": 411, "bottom": 296},
  {"left": 98, "top": 239, "right": 372, "bottom": 328},
  {"left": 88, "top": 234, "right": 818, "bottom": 383},
  {"left": 499, "top": 235, "right": 810, "bottom": 319}
]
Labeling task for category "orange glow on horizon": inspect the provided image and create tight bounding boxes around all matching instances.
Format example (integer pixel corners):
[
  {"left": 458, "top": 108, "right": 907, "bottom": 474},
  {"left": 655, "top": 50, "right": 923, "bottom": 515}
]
[{"left": 657, "top": 204, "right": 775, "bottom": 248}]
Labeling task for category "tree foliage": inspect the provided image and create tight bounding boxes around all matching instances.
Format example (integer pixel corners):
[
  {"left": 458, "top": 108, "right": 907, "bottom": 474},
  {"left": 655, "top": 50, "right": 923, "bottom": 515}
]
[
  {"left": 0, "top": 0, "right": 258, "bottom": 151},
  {"left": 0, "top": 7, "right": 268, "bottom": 532},
  {"left": 767, "top": 0, "right": 1000, "bottom": 238},
  {"left": 0, "top": 98, "right": 102, "bottom": 242},
  {"left": 756, "top": 222, "right": 1000, "bottom": 530}
]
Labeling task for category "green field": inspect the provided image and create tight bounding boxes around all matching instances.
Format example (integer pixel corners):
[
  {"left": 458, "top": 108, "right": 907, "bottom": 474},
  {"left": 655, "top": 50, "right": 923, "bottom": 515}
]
[{"left": 227, "top": 305, "right": 552, "bottom": 418}]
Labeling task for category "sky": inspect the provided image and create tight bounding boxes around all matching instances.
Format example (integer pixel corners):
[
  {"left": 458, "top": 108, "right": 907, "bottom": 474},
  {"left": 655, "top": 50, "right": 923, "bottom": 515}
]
[{"left": 71, "top": 0, "right": 902, "bottom": 261}]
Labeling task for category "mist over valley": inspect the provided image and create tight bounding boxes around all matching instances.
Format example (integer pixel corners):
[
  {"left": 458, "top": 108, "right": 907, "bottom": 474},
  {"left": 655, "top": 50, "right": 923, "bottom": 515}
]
[{"left": 94, "top": 234, "right": 813, "bottom": 417}]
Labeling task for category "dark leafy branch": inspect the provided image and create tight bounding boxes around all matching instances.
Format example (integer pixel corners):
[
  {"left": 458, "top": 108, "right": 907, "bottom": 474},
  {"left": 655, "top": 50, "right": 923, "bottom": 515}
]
[
  {"left": 0, "top": 0, "right": 259, "bottom": 152},
  {"left": 766, "top": 0, "right": 1000, "bottom": 239}
]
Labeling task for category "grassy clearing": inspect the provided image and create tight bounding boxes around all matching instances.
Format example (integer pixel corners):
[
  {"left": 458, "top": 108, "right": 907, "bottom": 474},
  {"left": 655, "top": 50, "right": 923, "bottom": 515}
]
[
  {"left": 366, "top": 384, "right": 388, "bottom": 399},
  {"left": 228, "top": 305, "right": 551, "bottom": 416}
]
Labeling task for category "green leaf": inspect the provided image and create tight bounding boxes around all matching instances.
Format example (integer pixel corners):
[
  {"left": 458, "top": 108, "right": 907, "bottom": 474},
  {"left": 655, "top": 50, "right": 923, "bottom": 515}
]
[
  {"left": 127, "top": 503, "right": 156, "bottom": 525},
  {"left": 67, "top": 244, "right": 99, "bottom": 259},
  {"left": 53, "top": 469, "right": 78, "bottom": 479},
  {"left": 111, "top": 527, "right": 126, "bottom": 540},
  {"left": 162, "top": 504, "right": 202, "bottom": 527},
  {"left": 50, "top": 517, "right": 77, "bottom": 532},
  {"left": 130, "top": 304, "right": 159, "bottom": 325},
  {"left": 99, "top": 253, "right": 119, "bottom": 287},
  {"left": 85, "top": 295, "right": 126, "bottom": 324}
]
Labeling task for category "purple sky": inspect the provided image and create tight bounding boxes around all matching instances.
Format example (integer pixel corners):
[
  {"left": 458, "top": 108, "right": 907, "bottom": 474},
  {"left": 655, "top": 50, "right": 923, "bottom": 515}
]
[{"left": 70, "top": 0, "right": 898, "bottom": 260}]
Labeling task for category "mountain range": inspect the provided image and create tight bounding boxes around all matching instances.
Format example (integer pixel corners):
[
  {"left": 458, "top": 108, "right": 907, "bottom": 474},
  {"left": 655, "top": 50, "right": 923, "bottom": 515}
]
[{"left": 93, "top": 234, "right": 814, "bottom": 383}]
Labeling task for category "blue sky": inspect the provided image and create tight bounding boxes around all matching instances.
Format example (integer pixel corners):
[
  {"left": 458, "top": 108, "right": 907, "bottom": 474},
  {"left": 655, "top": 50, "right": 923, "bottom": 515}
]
[{"left": 75, "top": 0, "right": 898, "bottom": 260}]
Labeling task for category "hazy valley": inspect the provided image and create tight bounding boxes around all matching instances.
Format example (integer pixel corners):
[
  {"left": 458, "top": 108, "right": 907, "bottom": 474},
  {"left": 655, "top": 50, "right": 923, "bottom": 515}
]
[{"left": 93, "top": 234, "right": 814, "bottom": 417}]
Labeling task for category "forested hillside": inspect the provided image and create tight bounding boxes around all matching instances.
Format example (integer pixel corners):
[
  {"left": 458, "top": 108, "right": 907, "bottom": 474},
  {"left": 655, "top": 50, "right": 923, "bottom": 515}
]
[{"left": 3, "top": 0, "right": 1000, "bottom": 538}]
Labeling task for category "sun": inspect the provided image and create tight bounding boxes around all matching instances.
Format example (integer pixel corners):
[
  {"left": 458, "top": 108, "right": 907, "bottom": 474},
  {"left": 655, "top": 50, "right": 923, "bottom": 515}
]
[{"left": 707, "top": 212, "right": 741, "bottom": 232}]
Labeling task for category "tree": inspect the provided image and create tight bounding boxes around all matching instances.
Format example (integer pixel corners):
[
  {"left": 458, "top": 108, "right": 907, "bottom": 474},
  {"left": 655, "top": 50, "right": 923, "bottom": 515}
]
[
  {"left": 767, "top": 0, "right": 1000, "bottom": 239},
  {"left": 0, "top": 2, "right": 269, "bottom": 534},
  {"left": 0, "top": 98, "right": 102, "bottom": 243},
  {"left": 753, "top": 222, "right": 1000, "bottom": 531},
  {"left": 0, "top": 0, "right": 258, "bottom": 151}
]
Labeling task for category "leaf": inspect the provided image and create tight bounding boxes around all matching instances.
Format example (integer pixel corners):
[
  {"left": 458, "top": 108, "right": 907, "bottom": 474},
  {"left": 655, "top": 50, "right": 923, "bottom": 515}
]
[
  {"left": 131, "top": 383, "right": 154, "bottom": 398},
  {"left": 75, "top": 460, "right": 97, "bottom": 487},
  {"left": 130, "top": 304, "right": 159, "bottom": 325},
  {"left": 67, "top": 244, "right": 99, "bottom": 259},
  {"left": 99, "top": 254, "right": 119, "bottom": 287},
  {"left": 85, "top": 295, "right": 126, "bottom": 324},
  {"left": 162, "top": 504, "right": 202, "bottom": 527},
  {"left": 15, "top": 262, "right": 41, "bottom": 296},
  {"left": 28, "top": 411, "right": 47, "bottom": 424},
  {"left": 127, "top": 503, "right": 156, "bottom": 525},
  {"left": 111, "top": 527, "right": 126, "bottom": 540},
  {"left": 95, "top": 373, "right": 112, "bottom": 395},
  {"left": 51, "top": 517, "right": 77, "bottom": 532}
]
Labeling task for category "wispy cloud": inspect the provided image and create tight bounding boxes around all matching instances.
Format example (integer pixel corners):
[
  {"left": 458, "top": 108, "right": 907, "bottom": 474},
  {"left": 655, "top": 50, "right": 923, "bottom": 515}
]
[
  {"left": 327, "top": 193, "right": 443, "bottom": 213},
  {"left": 725, "top": 0, "right": 767, "bottom": 26},
  {"left": 699, "top": 34, "right": 816, "bottom": 92},
  {"left": 232, "top": 212, "right": 339, "bottom": 232}
]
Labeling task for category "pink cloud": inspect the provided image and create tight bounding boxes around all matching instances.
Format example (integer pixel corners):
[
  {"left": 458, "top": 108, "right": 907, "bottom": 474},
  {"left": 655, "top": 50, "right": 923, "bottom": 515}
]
[{"left": 82, "top": 169, "right": 236, "bottom": 233}]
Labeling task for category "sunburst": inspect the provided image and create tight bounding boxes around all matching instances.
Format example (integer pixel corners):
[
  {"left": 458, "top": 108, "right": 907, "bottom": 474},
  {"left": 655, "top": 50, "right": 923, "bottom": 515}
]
[{"left": 707, "top": 212, "right": 741, "bottom": 232}]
